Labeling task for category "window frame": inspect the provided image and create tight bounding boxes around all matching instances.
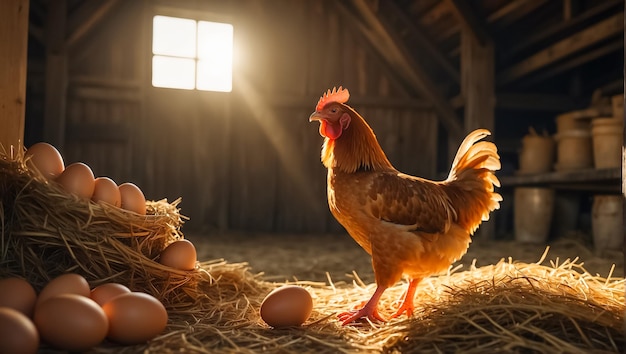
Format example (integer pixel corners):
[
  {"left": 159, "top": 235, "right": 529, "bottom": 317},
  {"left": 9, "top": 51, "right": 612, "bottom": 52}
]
[{"left": 149, "top": 6, "right": 234, "bottom": 93}]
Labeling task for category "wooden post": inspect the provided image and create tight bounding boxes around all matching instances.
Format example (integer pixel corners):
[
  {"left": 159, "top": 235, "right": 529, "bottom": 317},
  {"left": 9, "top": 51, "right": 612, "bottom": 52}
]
[
  {"left": 0, "top": 0, "right": 29, "bottom": 151},
  {"left": 44, "top": 0, "right": 68, "bottom": 150},
  {"left": 460, "top": 27, "right": 496, "bottom": 239},
  {"left": 461, "top": 29, "right": 495, "bottom": 133}
]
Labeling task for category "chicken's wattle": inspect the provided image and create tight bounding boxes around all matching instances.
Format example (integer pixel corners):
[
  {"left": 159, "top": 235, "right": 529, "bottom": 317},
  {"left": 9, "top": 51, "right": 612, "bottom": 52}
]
[{"left": 319, "top": 120, "right": 342, "bottom": 140}]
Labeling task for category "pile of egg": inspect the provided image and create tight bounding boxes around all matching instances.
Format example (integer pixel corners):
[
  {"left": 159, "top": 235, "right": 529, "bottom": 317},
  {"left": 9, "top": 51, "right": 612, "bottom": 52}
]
[
  {"left": 23, "top": 142, "right": 199, "bottom": 271},
  {"left": 0, "top": 274, "right": 168, "bottom": 353},
  {"left": 25, "top": 142, "right": 146, "bottom": 215}
]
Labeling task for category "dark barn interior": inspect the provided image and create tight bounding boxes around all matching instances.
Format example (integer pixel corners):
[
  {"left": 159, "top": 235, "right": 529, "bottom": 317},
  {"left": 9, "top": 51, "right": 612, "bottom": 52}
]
[{"left": 0, "top": 0, "right": 624, "bottom": 352}]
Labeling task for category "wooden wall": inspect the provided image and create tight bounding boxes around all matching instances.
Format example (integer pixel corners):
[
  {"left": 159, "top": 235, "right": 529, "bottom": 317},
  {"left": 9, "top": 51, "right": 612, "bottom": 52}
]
[{"left": 29, "top": 0, "right": 440, "bottom": 233}]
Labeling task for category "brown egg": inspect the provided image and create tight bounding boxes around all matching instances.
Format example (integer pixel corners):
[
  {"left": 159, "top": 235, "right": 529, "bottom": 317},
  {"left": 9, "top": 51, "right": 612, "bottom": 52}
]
[
  {"left": 159, "top": 240, "right": 197, "bottom": 271},
  {"left": 24, "top": 142, "right": 65, "bottom": 179},
  {"left": 34, "top": 294, "right": 108, "bottom": 351},
  {"left": 90, "top": 283, "right": 131, "bottom": 306},
  {"left": 55, "top": 162, "right": 95, "bottom": 199},
  {"left": 92, "top": 177, "right": 121, "bottom": 207},
  {"left": 118, "top": 182, "right": 146, "bottom": 215},
  {"left": 0, "top": 307, "right": 39, "bottom": 354},
  {"left": 0, "top": 277, "right": 37, "bottom": 317},
  {"left": 260, "top": 285, "right": 313, "bottom": 328},
  {"left": 102, "top": 292, "right": 168, "bottom": 344},
  {"left": 37, "top": 273, "right": 91, "bottom": 307}
]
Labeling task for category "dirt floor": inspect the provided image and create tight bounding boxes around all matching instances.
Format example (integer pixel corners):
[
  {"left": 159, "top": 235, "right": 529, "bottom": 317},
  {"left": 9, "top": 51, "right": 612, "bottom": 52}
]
[{"left": 188, "top": 230, "right": 624, "bottom": 285}]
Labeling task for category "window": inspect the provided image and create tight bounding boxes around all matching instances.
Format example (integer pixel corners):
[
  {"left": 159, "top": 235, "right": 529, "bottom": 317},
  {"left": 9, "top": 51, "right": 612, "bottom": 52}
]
[{"left": 152, "top": 15, "right": 233, "bottom": 92}]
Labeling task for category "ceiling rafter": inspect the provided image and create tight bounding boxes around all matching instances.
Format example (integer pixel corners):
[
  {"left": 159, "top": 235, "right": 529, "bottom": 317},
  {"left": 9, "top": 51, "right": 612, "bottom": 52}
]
[
  {"left": 383, "top": 1, "right": 459, "bottom": 85},
  {"left": 498, "top": 11, "right": 623, "bottom": 86},
  {"left": 501, "top": 0, "right": 622, "bottom": 62},
  {"left": 67, "top": 0, "right": 122, "bottom": 49},
  {"left": 337, "top": 0, "right": 463, "bottom": 140}
]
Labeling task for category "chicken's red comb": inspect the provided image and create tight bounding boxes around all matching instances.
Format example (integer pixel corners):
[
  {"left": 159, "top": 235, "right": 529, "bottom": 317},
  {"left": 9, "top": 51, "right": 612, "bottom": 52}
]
[{"left": 316, "top": 86, "right": 350, "bottom": 111}]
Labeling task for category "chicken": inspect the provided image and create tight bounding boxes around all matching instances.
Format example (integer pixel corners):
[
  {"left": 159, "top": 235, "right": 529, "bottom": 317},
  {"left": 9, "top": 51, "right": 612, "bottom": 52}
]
[{"left": 309, "top": 87, "right": 502, "bottom": 325}]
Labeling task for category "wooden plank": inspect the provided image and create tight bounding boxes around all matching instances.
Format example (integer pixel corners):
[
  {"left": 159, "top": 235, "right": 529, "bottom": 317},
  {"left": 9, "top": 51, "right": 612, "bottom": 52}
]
[
  {"left": 498, "top": 12, "right": 624, "bottom": 85},
  {"left": 0, "top": 0, "right": 29, "bottom": 151},
  {"left": 65, "top": 122, "right": 129, "bottom": 142},
  {"left": 43, "top": 0, "right": 68, "bottom": 149},
  {"left": 341, "top": 0, "right": 463, "bottom": 141},
  {"left": 68, "top": 86, "right": 141, "bottom": 102},
  {"left": 500, "top": 167, "right": 621, "bottom": 187},
  {"left": 67, "top": 0, "right": 122, "bottom": 49}
]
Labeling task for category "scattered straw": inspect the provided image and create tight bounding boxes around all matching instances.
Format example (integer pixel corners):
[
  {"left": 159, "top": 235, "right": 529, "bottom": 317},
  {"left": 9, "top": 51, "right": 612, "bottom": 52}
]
[{"left": 1, "top": 148, "right": 624, "bottom": 353}]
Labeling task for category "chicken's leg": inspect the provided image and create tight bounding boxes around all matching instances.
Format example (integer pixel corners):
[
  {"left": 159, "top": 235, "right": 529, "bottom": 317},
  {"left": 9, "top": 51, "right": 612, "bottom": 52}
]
[
  {"left": 391, "top": 278, "right": 422, "bottom": 318},
  {"left": 338, "top": 286, "right": 387, "bottom": 325}
]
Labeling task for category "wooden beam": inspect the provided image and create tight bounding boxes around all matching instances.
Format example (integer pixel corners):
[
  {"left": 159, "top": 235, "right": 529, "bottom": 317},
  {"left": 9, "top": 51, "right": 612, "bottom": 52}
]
[
  {"left": 460, "top": 26, "right": 495, "bottom": 133},
  {"left": 67, "top": 0, "right": 122, "bottom": 49},
  {"left": 43, "top": 0, "right": 68, "bottom": 149},
  {"left": 498, "top": 12, "right": 624, "bottom": 85},
  {"left": 519, "top": 39, "right": 623, "bottom": 88},
  {"left": 383, "top": 1, "right": 459, "bottom": 84},
  {"left": 487, "top": 0, "right": 548, "bottom": 27},
  {"left": 502, "top": 0, "right": 621, "bottom": 62},
  {"left": 0, "top": 0, "right": 29, "bottom": 151},
  {"left": 340, "top": 0, "right": 463, "bottom": 140}
]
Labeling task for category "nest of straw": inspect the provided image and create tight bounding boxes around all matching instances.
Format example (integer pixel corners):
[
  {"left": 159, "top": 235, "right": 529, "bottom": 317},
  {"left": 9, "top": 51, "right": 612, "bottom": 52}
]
[{"left": 0, "top": 148, "right": 198, "bottom": 306}]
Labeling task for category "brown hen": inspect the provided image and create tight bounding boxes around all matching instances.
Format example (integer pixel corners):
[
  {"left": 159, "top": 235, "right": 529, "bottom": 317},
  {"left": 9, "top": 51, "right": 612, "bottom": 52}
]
[{"left": 309, "top": 87, "right": 502, "bottom": 325}]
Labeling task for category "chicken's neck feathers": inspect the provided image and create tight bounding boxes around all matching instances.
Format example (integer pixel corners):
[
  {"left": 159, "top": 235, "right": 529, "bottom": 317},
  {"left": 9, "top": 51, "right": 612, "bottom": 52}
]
[{"left": 321, "top": 107, "right": 394, "bottom": 174}]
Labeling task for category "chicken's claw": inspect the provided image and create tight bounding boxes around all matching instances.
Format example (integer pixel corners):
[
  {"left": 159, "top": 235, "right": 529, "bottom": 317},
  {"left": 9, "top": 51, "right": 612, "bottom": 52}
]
[
  {"left": 338, "top": 307, "right": 386, "bottom": 325},
  {"left": 390, "top": 302, "right": 415, "bottom": 319}
]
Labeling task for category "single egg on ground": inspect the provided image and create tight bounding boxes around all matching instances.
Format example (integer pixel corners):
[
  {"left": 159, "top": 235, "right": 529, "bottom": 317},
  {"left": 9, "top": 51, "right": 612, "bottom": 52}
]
[
  {"left": 101, "top": 292, "right": 168, "bottom": 345},
  {"left": 34, "top": 294, "right": 108, "bottom": 352},
  {"left": 0, "top": 307, "right": 39, "bottom": 354},
  {"left": 260, "top": 285, "right": 313, "bottom": 328}
]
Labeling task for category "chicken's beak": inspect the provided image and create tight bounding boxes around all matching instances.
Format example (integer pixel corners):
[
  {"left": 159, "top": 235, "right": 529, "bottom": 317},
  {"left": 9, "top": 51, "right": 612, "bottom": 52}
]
[{"left": 309, "top": 111, "right": 323, "bottom": 122}]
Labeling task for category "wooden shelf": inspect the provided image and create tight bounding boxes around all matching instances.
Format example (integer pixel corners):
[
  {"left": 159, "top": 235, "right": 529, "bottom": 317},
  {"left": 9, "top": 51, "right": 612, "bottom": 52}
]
[{"left": 500, "top": 167, "right": 621, "bottom": 192}]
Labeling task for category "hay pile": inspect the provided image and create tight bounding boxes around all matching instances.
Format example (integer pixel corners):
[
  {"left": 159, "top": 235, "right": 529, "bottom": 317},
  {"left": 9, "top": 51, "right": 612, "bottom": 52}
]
[
  {"left": 134, "top": 252, "right": 623, "bottom": 354},
  {"left": 0, "top": 147, "right": 198, "bottom": 306},
  {"left": 1, "top": 148, "right": 624, "bottom": 353}
]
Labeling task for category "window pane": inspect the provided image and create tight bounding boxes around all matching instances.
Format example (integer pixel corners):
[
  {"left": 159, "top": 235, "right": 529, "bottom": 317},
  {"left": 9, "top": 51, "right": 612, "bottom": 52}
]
[
  {"left": 197, "top": 21, "right": 233, "bottom": 59},
  {"left": 152, "top": 56, "right": 195, "bottom": 90},
  {"left": 197, "top": 21, "right": 233, "bottom": 92},
  {"left": 197, "top": 58, "right": 232, "bottom": 92},
  {"left": 153, "top": 16, "right": 196, "bottom": 58}
]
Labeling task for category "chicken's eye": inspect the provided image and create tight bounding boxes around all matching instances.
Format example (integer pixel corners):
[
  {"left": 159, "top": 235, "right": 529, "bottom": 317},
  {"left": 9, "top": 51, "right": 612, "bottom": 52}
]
[{"left": 330, "top": 108, "right": 338, "bottom": 113}]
